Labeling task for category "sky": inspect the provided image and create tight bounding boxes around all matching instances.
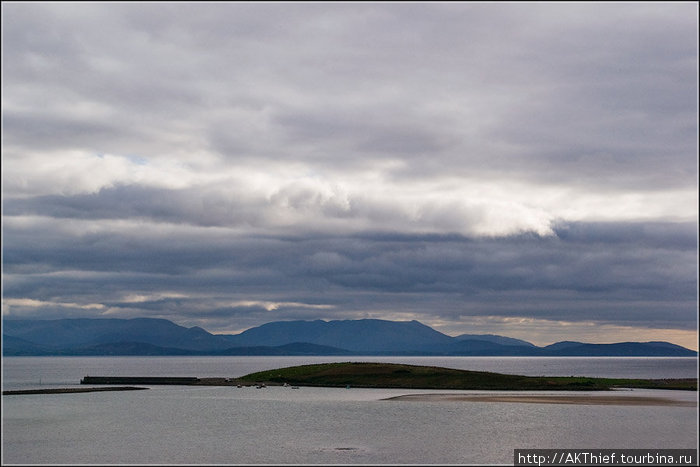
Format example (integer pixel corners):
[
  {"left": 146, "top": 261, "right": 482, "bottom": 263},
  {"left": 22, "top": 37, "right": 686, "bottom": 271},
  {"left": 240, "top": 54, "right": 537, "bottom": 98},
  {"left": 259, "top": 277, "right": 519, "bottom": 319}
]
[{"left": 2, "top": 2, "right": 698, "bottom": 350}]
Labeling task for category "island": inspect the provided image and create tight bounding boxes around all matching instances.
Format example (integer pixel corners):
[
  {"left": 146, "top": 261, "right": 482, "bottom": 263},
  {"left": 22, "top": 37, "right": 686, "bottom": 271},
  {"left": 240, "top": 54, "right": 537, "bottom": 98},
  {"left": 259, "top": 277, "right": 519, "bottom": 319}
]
[
  {"left": 235, "top": 362, "right": 698, "bottom": 391},
  {"left": 78, "top": 362, "right": 697, "bottom": 391}
]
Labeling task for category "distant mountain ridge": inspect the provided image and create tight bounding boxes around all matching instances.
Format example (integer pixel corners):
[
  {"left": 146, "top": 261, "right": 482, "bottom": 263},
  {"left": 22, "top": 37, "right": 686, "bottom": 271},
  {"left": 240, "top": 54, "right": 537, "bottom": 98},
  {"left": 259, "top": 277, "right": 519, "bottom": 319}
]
[
  {"left": 225, "top": 319, "right": 455, "bottom": 352},
  {"left": 1, "top": 317, "right": 233, "bottom": 351},
  {"left": 2, "top": 317, "right": 697, "bottom": 357}
]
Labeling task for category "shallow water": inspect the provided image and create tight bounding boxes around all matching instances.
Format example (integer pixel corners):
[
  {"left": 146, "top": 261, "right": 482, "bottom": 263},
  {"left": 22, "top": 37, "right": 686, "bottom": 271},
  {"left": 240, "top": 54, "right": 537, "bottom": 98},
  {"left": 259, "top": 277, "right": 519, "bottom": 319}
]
[
  {"left": 2, "top": 356, "right": 697, "bottom": 464},
  {"left": 2, "top": 385, "right": 697, "bottom": 464}
]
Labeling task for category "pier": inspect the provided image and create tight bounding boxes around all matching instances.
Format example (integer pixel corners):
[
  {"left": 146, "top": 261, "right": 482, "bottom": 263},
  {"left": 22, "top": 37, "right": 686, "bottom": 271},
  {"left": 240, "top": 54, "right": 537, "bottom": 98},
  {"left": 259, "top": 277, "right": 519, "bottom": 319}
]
[{"left": 79, "top": 376, "right": 268, "bottom": 386}]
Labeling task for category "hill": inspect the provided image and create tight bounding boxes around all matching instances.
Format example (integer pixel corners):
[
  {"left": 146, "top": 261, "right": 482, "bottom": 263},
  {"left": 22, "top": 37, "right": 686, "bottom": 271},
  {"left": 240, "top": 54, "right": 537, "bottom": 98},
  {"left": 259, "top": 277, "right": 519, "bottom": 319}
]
[
  {"left": 237, "top": 362, "right": 698, "bottom": 391},
  {"left": 2, "top": 317, "right": 233, "bottom": 352},
  {"left": 542, "top": 341, "right": 696, "bottom": 357}
]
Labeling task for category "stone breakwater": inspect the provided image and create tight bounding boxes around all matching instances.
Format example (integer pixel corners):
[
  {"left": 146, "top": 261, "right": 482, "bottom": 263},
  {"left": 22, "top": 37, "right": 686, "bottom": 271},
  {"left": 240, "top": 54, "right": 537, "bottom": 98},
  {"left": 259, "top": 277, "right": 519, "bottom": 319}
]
[
  {"left": 79, "top": 376, "right": 267, "bottom": 386},
  {"left": 81, "top": 376, "right": 200, "bottom": 385}
]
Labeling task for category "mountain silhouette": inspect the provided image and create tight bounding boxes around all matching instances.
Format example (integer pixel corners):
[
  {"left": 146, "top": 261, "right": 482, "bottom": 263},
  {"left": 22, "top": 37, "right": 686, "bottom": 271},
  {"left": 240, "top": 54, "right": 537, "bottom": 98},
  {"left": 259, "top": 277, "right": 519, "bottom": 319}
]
[{"left": 2, "top": 317, "right": 696, "bottom": 356}]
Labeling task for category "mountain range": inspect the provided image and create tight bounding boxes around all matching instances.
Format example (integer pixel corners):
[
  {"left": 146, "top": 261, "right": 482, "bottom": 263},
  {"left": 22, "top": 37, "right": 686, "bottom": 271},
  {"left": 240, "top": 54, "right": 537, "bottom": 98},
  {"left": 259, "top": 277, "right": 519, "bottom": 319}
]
[{"left": 2, "top": 317, "right": 697, "bottom": 356}]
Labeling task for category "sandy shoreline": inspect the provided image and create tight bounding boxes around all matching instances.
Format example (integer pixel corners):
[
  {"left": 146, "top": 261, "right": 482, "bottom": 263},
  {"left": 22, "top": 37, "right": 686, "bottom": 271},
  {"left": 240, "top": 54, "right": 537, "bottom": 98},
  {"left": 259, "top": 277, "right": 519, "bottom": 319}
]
[
  {"left": 384, "top": 393, "right": 697, "bottom": 406},
  {"left": 3, "top": 386, "right": 149, "bottom": 395}
]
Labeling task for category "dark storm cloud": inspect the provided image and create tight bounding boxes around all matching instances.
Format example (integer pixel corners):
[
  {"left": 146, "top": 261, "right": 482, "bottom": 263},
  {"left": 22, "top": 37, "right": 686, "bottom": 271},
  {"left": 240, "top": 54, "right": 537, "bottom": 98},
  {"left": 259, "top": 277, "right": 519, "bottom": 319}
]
[{"left": 3, "top": 213, "right": 695, "bottom": 331}]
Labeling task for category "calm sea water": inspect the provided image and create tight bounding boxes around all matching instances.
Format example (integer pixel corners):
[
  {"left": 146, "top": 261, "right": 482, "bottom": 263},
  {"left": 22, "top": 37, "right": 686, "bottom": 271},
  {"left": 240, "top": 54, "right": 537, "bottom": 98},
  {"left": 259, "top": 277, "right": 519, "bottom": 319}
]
[
  {"left": 2, "top": 356, "right": 698, "bottom": 464},
  {"left": 2, "top": 356, "right": 698, "bottom": 390}
]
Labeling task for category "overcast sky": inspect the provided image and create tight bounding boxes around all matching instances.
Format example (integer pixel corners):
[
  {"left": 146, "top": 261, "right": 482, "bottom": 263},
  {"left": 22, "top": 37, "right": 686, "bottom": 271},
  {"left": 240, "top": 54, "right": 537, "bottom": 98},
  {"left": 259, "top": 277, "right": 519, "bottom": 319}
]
[{"left": 2, "top": 2, "right": 698, "bottom": 349}]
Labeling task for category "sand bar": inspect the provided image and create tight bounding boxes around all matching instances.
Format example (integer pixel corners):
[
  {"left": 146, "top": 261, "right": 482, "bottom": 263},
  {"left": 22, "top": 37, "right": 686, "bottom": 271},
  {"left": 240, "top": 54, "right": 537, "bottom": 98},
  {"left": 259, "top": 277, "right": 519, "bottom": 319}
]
[
  {"left": 3, "top": 386, "right": 149, "bottom": 395},
  {"left": 384, "top": 393, "right": 697, "bottom": 406}
]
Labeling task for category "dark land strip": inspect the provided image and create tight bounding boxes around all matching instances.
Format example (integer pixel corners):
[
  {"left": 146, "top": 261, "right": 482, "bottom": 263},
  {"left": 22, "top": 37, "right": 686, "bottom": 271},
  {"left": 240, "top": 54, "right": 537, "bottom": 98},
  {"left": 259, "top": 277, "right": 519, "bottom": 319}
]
[{"left": 3, "top": 386, "right": 149, "bottom": 395}]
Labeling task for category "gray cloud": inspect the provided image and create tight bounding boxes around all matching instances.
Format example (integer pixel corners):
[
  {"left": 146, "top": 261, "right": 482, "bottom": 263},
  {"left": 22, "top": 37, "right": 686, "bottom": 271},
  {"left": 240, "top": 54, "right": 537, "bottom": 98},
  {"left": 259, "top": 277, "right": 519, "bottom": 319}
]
[
  {"left": 2, "top": 2, "right": 697, "bottom": 347},
  {"left": 5, "top": 3, "right": 695, "bottom": 185}
]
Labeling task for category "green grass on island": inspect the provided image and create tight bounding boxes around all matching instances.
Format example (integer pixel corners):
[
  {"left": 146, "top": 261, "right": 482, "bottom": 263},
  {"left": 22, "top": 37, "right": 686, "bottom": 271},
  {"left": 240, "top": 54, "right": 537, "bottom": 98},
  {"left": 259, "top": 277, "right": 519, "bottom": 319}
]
[{"left": 237, "top": 362, "right": 697, "bottom": 391}]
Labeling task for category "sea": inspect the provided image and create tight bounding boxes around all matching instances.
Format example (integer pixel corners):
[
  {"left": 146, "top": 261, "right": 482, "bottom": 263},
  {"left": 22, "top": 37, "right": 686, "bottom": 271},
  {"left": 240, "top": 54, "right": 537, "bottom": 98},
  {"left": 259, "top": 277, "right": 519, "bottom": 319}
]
[{"left": 2, "top": 356, "right": 698, "bottom": 465}]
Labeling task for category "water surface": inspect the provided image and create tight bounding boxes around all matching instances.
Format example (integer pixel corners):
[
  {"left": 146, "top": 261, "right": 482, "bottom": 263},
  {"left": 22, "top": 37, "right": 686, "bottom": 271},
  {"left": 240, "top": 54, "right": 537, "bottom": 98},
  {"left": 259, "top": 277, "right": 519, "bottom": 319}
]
[
  {"left": 2, "top": 356, "right": 697, "bottom": 464},
  {"left": 3, "top": 385, "right": 697, "bottom": 464}
]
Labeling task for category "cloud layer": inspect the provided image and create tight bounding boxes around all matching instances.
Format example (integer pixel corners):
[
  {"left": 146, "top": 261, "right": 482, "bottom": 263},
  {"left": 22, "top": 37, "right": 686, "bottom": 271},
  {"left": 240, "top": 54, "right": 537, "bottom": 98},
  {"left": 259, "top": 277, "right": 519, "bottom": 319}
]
[{"left": 2, "top": 3, "right": 697, "bottom": 348}]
